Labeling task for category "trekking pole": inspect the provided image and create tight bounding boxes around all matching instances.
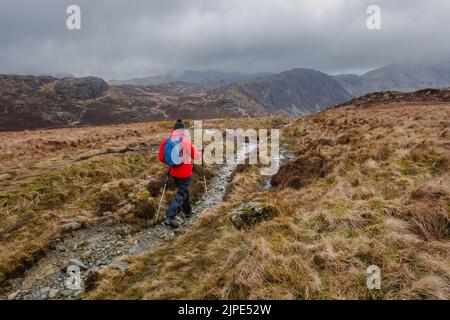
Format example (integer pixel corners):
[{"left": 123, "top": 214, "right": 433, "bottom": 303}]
[
  {"left": 154, "top": 169, "right": 170, "bottom": 224},
  {"left": 202, "top": 155, "right": 208, "bottom": 193}
]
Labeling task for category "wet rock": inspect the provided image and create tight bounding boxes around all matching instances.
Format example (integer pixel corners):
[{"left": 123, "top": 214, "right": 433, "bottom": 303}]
[
  {"left": 67, "top": 258, "right": 88, "bottom": 270},
  {"left": 7, "top": 290, "right": 20, "bottom": 300},
  {"left": 61, "top": 221, "right": 82, "bottom": 232},
  {"left": 129, "top": 242, "right": 144, "bottom": 255},
  {"left": 230, "top": 202, "right": 278, "bottom": 230},
  {"left": 48, "top": 289, "right": 60, "bottom": 299},
  {"left": 40, "top": 287, "right": 51, "bottom": 293},
  {"left": 40, "top": 287, "right": 50, "bottom": 299},
  {"left": 115, "top": 261, "right": 129, "bottom": 273},
  {"left": 62, "top": 289, "right": 73, "bottom": 297},
  {"left": 72, "top": 290, "right": 82, "bottom": 298}
]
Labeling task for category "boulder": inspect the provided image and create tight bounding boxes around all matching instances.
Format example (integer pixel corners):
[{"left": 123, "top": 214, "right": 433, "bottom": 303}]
[
  {"left": 7, "top": 290, "right": 20, "bottom": 300},
  {"left": 113, "top": 261, "right": 129, "bottom": 273},
  {"left": 66, "top": 258, "right": 88, "bottom": 270},
  {"left": 230, "top": 202, "right": 278, "bottom": 230},
  {"left": 62, "top": 289, "right": 73, "bottom": 297},
  {"left": 54, "top": 77, "right": 109, "bottom": 100},
  {"left": 61, "top": 221, "right": 82, "bottom": 232},
  {"left": 48, "top": 289, "right": 60, "bottom": 299}
]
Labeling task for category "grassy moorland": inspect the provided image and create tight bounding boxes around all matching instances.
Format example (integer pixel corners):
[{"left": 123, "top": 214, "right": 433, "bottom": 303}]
[
  {"left": 0, "top": 117, "right": 276, "bottom": 289},
  {"left": 88, "top": 100, "right": 449, "bottom": 300}
]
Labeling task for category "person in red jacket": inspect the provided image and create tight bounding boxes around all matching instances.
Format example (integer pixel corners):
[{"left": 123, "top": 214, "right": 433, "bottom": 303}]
[{"left": 158, "top": 119, "right": 202, "bottom": 228}]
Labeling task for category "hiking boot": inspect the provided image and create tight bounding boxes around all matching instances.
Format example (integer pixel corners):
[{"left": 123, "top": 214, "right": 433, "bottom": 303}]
[
  {"left": 164, "top": 218, "right": 180, "bottom": 229},
  {"left": 184, "top": 212, "right": 194, "bottom": 219}
]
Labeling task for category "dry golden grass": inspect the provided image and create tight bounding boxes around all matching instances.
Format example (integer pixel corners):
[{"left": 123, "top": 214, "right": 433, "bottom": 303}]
[
  {"left": 87, "top": 102, "right": 449, "bottom": 300},
  {"left": 0, "top": 122, "right": 165, "bottom": 285},
  {"left": 0, "top": 117, "right": 277, "bottom": 288}
]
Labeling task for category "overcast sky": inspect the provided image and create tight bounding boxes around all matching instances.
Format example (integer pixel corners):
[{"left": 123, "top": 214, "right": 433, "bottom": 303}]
[{"left": 1, "top": 0, "right": 449, "bottom": 80}]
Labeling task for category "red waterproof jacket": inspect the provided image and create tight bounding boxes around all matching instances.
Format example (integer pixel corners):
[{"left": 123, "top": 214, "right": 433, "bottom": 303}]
[{"left": 158, "top": 129, "right": 202, "bottom": 178}]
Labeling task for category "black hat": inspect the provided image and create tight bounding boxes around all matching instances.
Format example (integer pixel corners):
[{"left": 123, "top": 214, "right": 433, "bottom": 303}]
[{"left": 173, "top": 119, "right": 185, "bottom": 130}]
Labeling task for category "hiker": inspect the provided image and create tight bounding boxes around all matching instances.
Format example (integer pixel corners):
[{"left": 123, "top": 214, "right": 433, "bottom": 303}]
[{"left": 158, "top": 119, "right": 202, "bottom": 228}]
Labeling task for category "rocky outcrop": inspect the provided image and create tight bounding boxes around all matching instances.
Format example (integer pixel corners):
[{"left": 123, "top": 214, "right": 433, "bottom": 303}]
[
  {"left": 230, "top": 202, "right": 278, "bottom": 230},
  {"left": 54, "top": 77, "right": 109, "bottom": 100},
  {"left": 234, "top": 68, "right": 352, "bottom": 115},
  {"left": 333, "top": 88, "right": 450, "bottom": 109}
]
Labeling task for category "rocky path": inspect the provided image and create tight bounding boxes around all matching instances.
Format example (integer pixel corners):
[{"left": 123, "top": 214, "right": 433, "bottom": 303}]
[{"left": 6, "top": 143, "right": 257, "bottom": 300}]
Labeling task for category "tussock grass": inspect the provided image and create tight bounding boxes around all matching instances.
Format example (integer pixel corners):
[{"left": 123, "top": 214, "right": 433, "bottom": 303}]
[
  {"left": 88, "top": 102, "right": 449, "bottom": 300},
  {"left": 0, "top": 117, "right": 276, "bottom": 290}
]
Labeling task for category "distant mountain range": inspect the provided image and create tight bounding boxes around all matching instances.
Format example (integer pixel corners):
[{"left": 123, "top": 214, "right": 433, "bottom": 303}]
[
  {"left": 233, "top": 68, "right": 352, "bottom": 115},
  {"left": 334, "top": 62, "right": 450, "bottom": 97},
  {"left": 109, "top": 62, "right": 450, "bottom": 114},
  {"left": 0, "top": 75, "right": 267, "bottom": 131},
  {"left": 109, "top": 68, "right": 355, "bottom": 115},
  {"left": 2, "top": 62, "right": 450, "bottom": 130}
]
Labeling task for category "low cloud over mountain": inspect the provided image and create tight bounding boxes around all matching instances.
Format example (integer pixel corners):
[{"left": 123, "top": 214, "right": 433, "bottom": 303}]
[{"left": 2, "top": 0, "right": 450, "bottom": 79}]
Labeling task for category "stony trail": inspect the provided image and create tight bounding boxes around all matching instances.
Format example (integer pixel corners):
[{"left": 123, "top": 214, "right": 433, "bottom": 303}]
[{"left": 6, "top": 143, "right": 260, "bottom": 300}]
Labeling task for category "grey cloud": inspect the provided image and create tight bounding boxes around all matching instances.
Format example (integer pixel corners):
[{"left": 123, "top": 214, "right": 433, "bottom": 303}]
[{"left": 1, "top": 0, "right": 449, "bottom": 79}]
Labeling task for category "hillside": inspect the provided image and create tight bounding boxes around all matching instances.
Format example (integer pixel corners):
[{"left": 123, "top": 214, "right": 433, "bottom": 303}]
[
  {"left": 0, "top": 117, "right": 281, "bottom": 299},
  {"left": 335, "top": 62, "right": 450, "bottom": 97},
  {"left": 0, "top": 75, "right": 268, "bottom": 131},
  {"left": 0, "top": 70, "right": 354, "bottom": 131},
  {"left": 1, "top": 89, "right": 449, "bottom": 300},
  {"left": 232, "top": 68, "right": 352, "bottom": 115},
  {"left": 4, "top": 63, "right": 450, "bottom": 131},
  {"left": 82, "top": 89, "right": 448, "bottom": 300}
]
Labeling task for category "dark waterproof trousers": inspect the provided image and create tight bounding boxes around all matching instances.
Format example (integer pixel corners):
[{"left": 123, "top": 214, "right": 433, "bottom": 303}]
[{"left": 166, "top": 177, "right": 192, "bottom": 219}]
